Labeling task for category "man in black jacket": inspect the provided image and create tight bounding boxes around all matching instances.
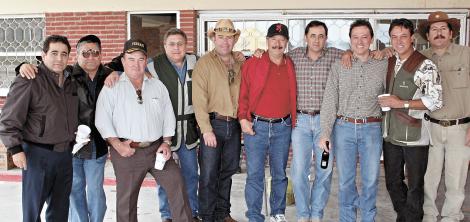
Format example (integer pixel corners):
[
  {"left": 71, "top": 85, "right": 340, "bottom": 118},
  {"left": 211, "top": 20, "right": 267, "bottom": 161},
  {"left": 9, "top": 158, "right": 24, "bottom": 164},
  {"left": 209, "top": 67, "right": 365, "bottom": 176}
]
[
  {"left": 17, "top": 35, "right": 113, "bottom": 222},
  {"left": 0, "top": 35, "right": 79, "bottom": 221}
]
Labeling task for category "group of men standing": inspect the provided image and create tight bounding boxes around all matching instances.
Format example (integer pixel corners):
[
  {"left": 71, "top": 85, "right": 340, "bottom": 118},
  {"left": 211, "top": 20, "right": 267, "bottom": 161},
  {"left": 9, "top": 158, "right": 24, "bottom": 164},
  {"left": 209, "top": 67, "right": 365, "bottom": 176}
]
[{"left": 0, "top": 10, "right": 468, "bottom": 222}]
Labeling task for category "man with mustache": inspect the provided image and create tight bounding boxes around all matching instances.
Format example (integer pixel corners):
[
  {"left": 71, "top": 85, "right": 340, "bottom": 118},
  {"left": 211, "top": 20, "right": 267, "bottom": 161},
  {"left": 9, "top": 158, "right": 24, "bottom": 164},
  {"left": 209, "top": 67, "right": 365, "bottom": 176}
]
[
  {"left": 238, "top": 23, "right": 297, "bottom": 222},
  {"left": 378, "top": 18, "right": 442, "bottom": 222},
  {"left": 416, "top": 11, "right": 470, "bottom": 222}
]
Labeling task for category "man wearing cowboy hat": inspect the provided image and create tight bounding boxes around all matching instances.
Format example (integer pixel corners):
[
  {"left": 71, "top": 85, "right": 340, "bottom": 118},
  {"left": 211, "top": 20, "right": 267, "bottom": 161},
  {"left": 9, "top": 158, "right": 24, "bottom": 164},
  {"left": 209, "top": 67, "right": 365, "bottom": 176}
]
[
  {"left": 192, "top": 19, "right": 242, "bottom": 222},
  {"left": 417, "top": 11, "right": 470, "bottom": 222}
]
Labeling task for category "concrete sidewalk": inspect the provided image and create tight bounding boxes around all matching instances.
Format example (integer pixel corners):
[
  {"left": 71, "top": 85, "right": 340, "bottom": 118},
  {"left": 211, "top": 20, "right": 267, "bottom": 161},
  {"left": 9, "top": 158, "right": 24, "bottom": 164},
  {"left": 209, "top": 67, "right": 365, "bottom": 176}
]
[{"left": 0, "top": 159, "right": 469, "bottom": 221}]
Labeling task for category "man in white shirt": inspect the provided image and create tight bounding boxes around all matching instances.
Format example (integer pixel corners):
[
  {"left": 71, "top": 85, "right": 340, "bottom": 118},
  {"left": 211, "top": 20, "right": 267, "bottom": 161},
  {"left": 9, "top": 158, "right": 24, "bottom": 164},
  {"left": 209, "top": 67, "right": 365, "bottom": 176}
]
[{"left": 95, "top": 39, "right": 192, "bottom": 222}]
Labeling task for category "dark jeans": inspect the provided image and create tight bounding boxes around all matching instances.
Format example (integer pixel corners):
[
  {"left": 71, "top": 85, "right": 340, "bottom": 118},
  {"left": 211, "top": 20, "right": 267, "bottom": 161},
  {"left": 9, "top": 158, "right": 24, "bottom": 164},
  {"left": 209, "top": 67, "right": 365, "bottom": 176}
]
[
  {"left": 383, "top": 141, "right": 429, "bottom": 222},
  {"left": 22, "top": 142, "right": 73, "bottom": 222},
  {"left": 198, "top": 119, "right": 241, "bottom": 222}
]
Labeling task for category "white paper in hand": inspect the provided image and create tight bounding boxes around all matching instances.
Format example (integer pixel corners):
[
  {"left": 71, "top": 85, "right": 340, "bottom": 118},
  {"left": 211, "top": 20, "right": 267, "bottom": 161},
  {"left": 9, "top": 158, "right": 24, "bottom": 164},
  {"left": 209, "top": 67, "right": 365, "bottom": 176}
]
[
  {"left": 154, "top": 153, "right": 167, "bottom": 170},
  {"left": 72, "top": 125, "right": 91, "bottom": 154}
]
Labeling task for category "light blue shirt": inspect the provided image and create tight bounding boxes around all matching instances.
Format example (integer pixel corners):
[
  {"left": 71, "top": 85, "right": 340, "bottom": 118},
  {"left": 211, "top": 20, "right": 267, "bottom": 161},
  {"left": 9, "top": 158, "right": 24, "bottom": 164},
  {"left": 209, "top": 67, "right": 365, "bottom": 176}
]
[{"left": 95, "top": 73, "right": 176, "bottom": 142}]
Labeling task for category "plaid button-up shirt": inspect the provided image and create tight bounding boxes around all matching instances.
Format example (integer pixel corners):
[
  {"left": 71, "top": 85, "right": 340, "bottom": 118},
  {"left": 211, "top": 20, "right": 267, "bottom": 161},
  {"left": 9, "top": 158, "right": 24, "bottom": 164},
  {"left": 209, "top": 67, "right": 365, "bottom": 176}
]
[
  {"left": 288, "top": 47, "right": 344, "bottom": 111},
  {"left": 320, "top": 58, "right": 388, "bottom": 139}
]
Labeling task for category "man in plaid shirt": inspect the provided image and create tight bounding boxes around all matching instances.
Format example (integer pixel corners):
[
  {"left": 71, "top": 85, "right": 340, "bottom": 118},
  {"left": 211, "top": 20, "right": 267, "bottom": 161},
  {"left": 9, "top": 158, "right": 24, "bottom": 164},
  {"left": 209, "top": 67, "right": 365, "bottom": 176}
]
[{"left": 289, "top": 21, "right": 343, "bottom": 222}]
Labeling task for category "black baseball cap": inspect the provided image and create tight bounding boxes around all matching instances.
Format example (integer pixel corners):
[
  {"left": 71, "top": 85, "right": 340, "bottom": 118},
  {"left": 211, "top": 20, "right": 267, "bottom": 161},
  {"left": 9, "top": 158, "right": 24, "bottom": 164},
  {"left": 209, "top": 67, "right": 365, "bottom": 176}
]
[
  {"left": 266, "top": 23, "right": 289, "bottom": 40},
  {"left": 123, "top": 39, "right": 147, "bottom": 55}
]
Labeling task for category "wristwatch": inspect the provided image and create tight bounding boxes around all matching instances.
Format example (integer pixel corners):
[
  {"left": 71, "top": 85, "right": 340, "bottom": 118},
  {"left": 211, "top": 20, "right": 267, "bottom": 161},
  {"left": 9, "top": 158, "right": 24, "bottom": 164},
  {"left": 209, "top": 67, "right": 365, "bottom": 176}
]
[
  {"left": 163, "top": 140, "right": 172, "bottom": 146},
  {"left": 403, "top": 101, "right": 410, "bottom": 109}
]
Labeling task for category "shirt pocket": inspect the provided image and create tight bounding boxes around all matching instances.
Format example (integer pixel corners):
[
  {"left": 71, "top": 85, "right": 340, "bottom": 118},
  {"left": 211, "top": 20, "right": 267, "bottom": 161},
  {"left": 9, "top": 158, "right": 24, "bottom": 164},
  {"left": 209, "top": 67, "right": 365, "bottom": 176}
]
[
  {"left": 446, "top": 66, "right": 469, "bottom": 89},
  {"left": 149, "top": 96, "right": 163, "bottom": 113}
]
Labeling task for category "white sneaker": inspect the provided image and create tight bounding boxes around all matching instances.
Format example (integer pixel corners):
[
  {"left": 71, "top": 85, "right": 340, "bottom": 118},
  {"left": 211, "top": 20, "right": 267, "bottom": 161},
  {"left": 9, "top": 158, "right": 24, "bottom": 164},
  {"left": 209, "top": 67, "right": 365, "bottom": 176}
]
[{"left": 270, "top": 214, "right": 287, "bottom": 222}]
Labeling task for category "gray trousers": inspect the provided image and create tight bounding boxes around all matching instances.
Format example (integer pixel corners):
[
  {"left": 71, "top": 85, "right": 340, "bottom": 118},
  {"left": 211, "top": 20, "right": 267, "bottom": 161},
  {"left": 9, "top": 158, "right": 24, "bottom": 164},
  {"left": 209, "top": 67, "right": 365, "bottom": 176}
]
[{"left": 110, "top": 143, "right": 192, "bottom": 222}]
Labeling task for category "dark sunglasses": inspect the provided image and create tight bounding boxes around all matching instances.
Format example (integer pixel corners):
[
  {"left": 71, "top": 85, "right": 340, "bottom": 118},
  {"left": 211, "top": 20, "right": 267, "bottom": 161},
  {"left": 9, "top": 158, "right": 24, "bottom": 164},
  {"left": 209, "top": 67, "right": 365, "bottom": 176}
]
[
  {"left": 228, "top": 69, "right": 235, "bottom": 85},
  {"left": 136, "top": 89, "right": 143, "bottom": 104},
  {"left": 81, "top": 49, "right": 100, "bottom": 58}
]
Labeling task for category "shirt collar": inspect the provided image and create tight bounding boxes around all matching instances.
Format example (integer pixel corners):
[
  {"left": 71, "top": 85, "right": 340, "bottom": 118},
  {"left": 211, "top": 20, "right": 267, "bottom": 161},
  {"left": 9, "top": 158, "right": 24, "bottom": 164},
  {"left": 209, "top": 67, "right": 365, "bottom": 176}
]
[
  {"left": 352, "top": 52, "right": 373, "bottom": 64},
  {"left": 303, "top": 47, "right": 327, "bottom": 60},
  {"left": 431, "top": 42, "right": 454, "bottom": 57},
  {"left": 169, "top": 57, "right": 187, "bottom": 72},
  {"left": 119, "top": 72, "right": 149, "bottom": 83}
]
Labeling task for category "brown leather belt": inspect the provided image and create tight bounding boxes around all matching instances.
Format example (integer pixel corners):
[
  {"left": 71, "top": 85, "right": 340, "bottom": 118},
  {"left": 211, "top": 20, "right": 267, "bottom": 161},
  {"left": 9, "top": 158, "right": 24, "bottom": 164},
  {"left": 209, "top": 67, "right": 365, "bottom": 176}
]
[
  {"left": 209, "top": 112, "right": 237, "bottom": 122},
  {"left": 424, "top": 113, "right": 470, "bottom": 127},
  {"left": 297, "top": 110, "right": 320, "bottom": 116},
  {"left": 119, "top": 137, "right": 162, "bottom": 148},
  {"left": 251, "top": 113, "right": 290, "bottom": 123},
  {"left": 337, "top": 115, "right": 382, "bottom": 124}
]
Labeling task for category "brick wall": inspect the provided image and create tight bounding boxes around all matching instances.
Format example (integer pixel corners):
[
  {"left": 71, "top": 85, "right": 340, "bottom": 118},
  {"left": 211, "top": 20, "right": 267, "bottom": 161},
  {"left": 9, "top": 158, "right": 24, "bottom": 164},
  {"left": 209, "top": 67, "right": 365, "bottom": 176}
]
[
  {"left": 0, "top": 10, "right": 197, "bottom": 109},
  {"left": 45, "top": 11, "right": 127, "bottom": 64},
  {"left": 180, "top": 10, "right": 197, "bottom": 53}
]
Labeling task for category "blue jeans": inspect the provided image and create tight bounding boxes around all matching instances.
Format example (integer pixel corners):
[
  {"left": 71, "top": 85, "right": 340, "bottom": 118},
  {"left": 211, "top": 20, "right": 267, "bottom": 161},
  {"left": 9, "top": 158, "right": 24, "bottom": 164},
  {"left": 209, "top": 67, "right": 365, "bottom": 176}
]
[
  {"left": 244, "top": 117, "right": 292, "bottom": 222},
  {"left": 291, "top": 113, "right": 334, "bottom": 220},
  {"left": 158, "top": 143, "right": 199, "bottom": 219},
  {"left": 69, "top": 151, "right": 107, "bottom": 222},
  {"left": 199, "top": 119, "right": 241, "bottom": 222},
  {"left": 333, "top": 118, "right": 382, "bottom": 222}
]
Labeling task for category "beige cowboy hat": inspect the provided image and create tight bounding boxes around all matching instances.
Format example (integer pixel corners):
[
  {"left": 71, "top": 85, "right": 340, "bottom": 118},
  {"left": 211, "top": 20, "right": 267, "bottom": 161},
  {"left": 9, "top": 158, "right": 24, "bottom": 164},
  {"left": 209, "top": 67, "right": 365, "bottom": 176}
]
[
  {"left": 418, "top": 11, "right": 460, "bottom": 40},
  {"left": 207, "top": 19, "right": 241, "bottom": 42}
]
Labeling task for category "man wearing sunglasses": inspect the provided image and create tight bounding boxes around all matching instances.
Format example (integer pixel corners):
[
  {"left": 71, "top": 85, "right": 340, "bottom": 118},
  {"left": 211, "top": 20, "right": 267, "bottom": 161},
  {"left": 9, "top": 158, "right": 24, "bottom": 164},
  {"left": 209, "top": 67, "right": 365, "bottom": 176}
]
[{"left": 17, "top": 35, "right": 113, "bottom": 222}]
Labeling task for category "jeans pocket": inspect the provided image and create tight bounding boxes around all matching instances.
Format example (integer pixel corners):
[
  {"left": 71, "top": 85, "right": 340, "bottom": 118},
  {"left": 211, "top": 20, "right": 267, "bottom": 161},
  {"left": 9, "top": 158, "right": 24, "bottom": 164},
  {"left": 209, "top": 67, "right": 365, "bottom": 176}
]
[
  {"left": 96, "top": 154, "right": 107, "bottom": 164},
  {"left": 281, "top": 118, "right": 292, "bottom": 127}
]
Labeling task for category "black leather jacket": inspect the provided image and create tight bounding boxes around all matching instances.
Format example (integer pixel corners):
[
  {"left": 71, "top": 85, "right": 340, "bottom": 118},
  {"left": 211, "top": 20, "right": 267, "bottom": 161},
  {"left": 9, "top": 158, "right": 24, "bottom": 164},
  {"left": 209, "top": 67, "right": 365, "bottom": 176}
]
[{"left": 72, "top": 63, "right": 112, "bottom": 159}]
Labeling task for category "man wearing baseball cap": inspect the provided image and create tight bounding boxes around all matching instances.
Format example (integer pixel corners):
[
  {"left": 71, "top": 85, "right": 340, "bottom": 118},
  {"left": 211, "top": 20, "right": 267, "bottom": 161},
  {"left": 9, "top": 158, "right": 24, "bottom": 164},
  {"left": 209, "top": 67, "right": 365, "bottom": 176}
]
[
  {"left": 95, "top": 39, "right": 192, "bottom": 221},
  {"left": 238, "top": 23, "right": 296, "bottom": 222},
  {"left": 417, "top": 11, "right": 470, "bottom": 222}
]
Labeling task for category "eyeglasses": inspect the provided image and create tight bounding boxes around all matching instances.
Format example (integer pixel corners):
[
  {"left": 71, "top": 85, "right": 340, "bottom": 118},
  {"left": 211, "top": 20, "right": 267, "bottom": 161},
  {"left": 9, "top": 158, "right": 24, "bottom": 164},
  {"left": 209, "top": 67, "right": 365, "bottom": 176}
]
[
  {"left": 81, "top": 49, "right": 100, "bottom": 58},
  {"left": 228, "top": 69, "right": 235, "bottom": 85},
  {"left": 136, "top": 89, "right": 143, "bottom": 104},
  {"left": 166, "top": 42, "right": 185, "bottom": 47}
]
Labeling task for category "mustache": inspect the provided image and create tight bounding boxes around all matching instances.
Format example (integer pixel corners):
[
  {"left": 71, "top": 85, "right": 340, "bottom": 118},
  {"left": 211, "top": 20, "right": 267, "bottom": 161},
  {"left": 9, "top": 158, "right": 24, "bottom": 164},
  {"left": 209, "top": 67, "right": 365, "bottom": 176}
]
[
  {"left": 271, "top": 46, "right": 284, "bottom": 50},
  {"left": 434, "top": 35, "right": 445, "bottom": 40}
]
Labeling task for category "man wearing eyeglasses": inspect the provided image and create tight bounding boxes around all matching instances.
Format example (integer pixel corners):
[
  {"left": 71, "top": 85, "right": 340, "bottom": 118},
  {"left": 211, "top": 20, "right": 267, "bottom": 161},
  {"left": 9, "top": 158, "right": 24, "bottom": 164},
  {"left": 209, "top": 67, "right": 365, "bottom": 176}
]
[
  {"left": 17, "top": 35, "right": 113, "bottom": 222},
  {"left": 95, "top": 39, "right": 192, "bottom": 222}
]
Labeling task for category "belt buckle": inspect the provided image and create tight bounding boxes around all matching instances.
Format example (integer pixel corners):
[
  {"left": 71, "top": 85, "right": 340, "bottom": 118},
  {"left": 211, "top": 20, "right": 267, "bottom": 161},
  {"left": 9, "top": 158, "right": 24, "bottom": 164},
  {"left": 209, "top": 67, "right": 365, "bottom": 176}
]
[
  {"left": 439, "top": 120, "right": 451, "bottom": 127},
  {"left": 138, "top": 142, "right": 151, "bottom": 148}
]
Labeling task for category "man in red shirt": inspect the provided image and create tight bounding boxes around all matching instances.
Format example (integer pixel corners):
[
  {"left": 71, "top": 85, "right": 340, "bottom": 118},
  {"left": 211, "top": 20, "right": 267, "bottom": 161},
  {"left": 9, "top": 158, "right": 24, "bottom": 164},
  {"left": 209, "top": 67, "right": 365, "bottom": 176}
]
[{"left": 238, "top": 23, "right": 297, "bottom": 222}]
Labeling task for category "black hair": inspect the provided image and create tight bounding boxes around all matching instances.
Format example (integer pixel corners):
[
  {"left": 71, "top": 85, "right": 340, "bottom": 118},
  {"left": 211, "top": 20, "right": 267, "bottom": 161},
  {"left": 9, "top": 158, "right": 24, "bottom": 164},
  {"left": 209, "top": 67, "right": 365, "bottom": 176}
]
[
  {"left": 389, "top": 18, "right": 415, "bottom": 36},
  {"left": 42, "top": 35, "right": 71, "bottom": 54},
  {"left": 76, "top": 34, "right": 102, "bottom": 51},
  {"left": 305, "top": 20, "right": 328, "bottom": 36},
  {"left": 349, "top": 19, "right": 374, "bottom": 38}
]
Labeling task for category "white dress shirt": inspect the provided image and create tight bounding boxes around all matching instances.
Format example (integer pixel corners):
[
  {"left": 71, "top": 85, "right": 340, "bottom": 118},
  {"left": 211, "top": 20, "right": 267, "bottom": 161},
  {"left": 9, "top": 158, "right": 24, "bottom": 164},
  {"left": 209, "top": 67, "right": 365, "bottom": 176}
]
[{"left": 95, "top": 73, "right": 175, "bottom": 142}]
